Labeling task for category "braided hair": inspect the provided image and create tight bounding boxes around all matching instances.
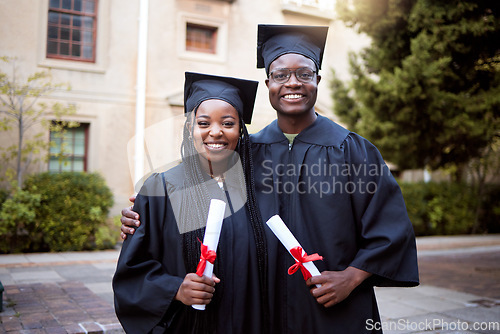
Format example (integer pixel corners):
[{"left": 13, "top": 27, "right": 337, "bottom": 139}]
[{"left": 178, "top": 108, "right": 269, "bottom": 333}]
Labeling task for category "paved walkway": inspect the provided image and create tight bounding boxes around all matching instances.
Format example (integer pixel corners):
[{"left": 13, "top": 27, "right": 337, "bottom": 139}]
[
  {"left": 0, "top": 251, "right": 122, "bottom": 334},
  {"left": 376, "top": 235, "right": 500, "bottom": 334},
  {"left": 0, "top": 235, "right": 499, "bottom": 333}
]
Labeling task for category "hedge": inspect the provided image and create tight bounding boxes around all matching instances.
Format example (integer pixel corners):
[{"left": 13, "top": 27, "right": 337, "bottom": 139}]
[
  {"left": 0, "top": 172, "right": 118, "bottom": 253},
  {"left": 399, "top": 181, "right": 500, "bottom": 236},
  {"left": 1, "top": 175, "right": 498, "bottom": 252}
]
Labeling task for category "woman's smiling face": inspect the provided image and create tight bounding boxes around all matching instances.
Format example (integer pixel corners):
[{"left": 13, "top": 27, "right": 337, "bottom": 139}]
[{"left": 192, "top": 99, "right": 241, "bottom": 165}]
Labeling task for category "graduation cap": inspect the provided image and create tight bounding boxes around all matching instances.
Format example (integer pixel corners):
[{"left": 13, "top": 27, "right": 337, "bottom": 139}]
[
  {"left": 257, "top": 24, "right": 329, "bottom": 74},
  {"left": 184, "top": 72, "right": 258, "bottom": 124}
]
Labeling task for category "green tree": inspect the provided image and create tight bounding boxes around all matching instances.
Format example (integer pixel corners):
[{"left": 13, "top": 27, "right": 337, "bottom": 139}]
[
  {"left": 332, "top": 0, "right": 500, "bottom": 178},
  {"left": 0, "top": 56, "right": 78, "bottom": 186}
]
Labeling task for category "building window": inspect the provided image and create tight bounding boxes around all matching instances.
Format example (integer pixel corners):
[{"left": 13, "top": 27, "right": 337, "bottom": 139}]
[
  {"left": 186, "top": 23, "right": 217, "bottom": 54},
  {"left": 49, "top": 124, "right": 89, "bottom": 173},
  {"left": 47, "top": 0, "right": 97, "bottom": 62}
]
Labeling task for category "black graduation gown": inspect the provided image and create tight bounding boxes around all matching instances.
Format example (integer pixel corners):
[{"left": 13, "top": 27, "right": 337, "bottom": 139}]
[
  {"left": 113, "top": 164, "right": 263, "bottom": 334},
  {"left": 250, "top": 114, "right": 419, "bottom": 334}
]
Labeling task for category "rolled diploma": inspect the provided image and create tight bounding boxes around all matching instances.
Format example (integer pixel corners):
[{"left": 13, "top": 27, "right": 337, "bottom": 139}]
[
  {"left": 192, "top": 199, "right": 226, "bottom": 310},
  {"left": 266, "top": 215, "right": 321, "bottom": 288}
]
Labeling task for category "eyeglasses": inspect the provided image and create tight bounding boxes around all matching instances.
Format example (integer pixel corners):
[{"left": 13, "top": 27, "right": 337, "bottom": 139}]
[{"left": 268, "top": 67, "right": 316, "bottom": 84}]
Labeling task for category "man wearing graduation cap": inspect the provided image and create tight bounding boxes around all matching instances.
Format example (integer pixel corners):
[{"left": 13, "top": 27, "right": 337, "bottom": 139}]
[{"left": 251, "top": 24, "right": 419, "bottom": 333}]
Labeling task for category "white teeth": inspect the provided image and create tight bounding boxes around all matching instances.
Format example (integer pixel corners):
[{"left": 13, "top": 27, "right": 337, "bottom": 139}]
[
  {"left": 206, "top": 143, "right": 225, "bottom": 149},
  {"left": 283, "top": 94, "right": 303, "bottom": 99}
]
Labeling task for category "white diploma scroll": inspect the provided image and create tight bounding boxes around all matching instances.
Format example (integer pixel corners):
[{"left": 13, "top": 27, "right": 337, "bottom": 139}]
[
  {"left": 192, "top": 199, "right": 226, "bottom": 310},
  {"left": 266, "top": 215, "right": 322, "bottom": 288}
]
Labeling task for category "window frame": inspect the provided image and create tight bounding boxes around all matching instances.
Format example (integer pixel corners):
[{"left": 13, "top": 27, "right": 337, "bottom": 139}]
[
  {"left": 46, "top": 0, "right": 98, "bottom": 63},
  {"left": 186, "top": 23, "right": 218, "bottom": 54},
  {"left": 48, "top": 123, "right": 89, "bottom": 173},
  {"left": 177, "top": 13, "right": 228, "bottom": 64}
]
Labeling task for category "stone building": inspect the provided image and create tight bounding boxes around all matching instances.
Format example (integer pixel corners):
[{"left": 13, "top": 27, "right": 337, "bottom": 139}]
[{"left": 0, "top": 0, "right": 367, "bottom": 214}]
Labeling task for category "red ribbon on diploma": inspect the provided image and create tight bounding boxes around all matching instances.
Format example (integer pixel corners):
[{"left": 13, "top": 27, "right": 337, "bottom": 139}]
[
  {"left": 196, "top": 239, "right": 217, "bottom": 277},
  {"left": 287, "top": 246, "right": 323, "bottom": 280}
]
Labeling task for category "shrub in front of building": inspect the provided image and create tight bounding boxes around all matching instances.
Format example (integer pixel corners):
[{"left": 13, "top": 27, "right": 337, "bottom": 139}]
[
  {"left": 0, "top": 188, "right": 8, "bottom": 206},
  {"left": 480, "top": 184, "right": 500, "bottom": 234},
  {"left": 0, "top": 185, "right": 41, "bottom": 253},
  {"left": 0, "top": 172, "right": 116, "bottom": 253}
]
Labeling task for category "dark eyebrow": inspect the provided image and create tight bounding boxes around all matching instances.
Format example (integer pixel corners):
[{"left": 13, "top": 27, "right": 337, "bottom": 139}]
[
  {"left": 196, "top": 114, "right": 236, "bottom": 120},
  {"left": 273, "top": 67, "right": 314, "bottom": 71}
]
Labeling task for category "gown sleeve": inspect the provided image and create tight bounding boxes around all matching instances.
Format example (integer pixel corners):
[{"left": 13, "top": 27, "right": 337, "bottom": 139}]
[
  {"left": 113, "top": 173, "right": 184, "bottom": 333},
  {"left": 344, "top": 134, "right": 419, "bottom": 287}
]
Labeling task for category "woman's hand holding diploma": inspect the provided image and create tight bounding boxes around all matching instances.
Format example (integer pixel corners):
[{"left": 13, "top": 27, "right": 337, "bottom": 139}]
[{"left": 175, "top": 273, "right": 220, "bottom": 306}]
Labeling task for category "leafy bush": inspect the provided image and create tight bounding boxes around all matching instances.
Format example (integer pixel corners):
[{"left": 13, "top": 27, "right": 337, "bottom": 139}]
[
  {"left": 25, "top": 172, "right": 115, "bottom": 251},
  {"left": 94, "top": 215, "right": 122, "bottom": 250},
  {"left": 0, "top": 172, "right": 116, "bottom": 253},
  {"left": 480, "top": 184, "right": 500, "bottom": 233},
  {"left": 399, "top": 181, "right": 497, "bottom": 236},
  {"left": 0, "top": 186, "right": 41, "bottom": 253},
  {"left": 0, "top": 188, "right": 8, "bottom": 206}
]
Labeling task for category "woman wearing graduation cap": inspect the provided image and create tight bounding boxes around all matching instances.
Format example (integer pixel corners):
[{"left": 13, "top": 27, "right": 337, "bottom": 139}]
[
  {"left": 250, "top": 24, "right": 419, "bottom": 333},
  {"left": 113, "top": 72, "right": 269, "bottom": 334}
]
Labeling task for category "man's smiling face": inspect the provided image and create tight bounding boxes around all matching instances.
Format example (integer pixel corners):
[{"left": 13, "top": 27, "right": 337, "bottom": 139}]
[{"left": 265, "top": 53, "right": 321, "bottom": 117}]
